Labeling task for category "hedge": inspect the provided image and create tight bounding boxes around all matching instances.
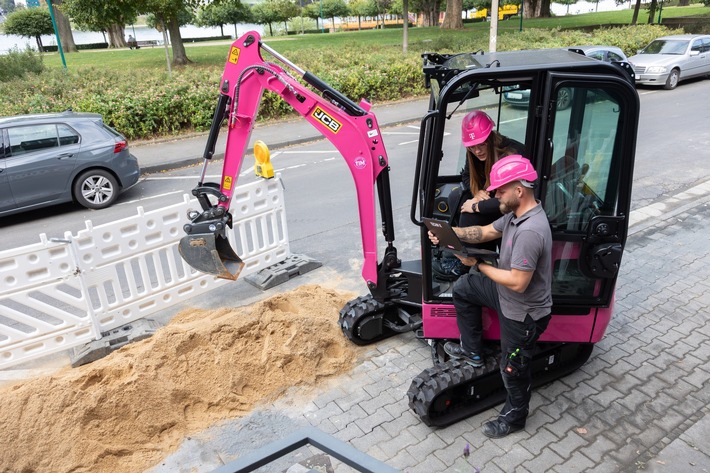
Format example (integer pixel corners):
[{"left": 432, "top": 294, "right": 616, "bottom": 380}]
[{"left": 0, "top": 24, "right": 682, "bottom": 141}]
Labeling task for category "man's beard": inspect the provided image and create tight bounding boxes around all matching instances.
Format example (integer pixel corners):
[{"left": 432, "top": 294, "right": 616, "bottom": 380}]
[{"left": 499, "top": 197, "right": 520, "bottom": 214}]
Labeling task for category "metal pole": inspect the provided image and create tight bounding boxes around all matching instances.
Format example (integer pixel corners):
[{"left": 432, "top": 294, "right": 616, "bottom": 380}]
[
  {"left": 320, "top": 0, "right": 324, "bottom": 33},
  {"left": 519, "top": 1, "right": 523, "bottom": 32},
  {"left": 45, "top": 0, "right": 66, "bottom": 69},
  {"left": 657, "top": 0, "right": 663, "bottom": 23}
]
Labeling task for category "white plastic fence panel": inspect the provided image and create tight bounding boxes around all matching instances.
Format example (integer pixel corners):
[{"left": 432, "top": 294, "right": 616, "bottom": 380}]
[{"left": 0, "top": 177, "right": 289, "bottom": 369}]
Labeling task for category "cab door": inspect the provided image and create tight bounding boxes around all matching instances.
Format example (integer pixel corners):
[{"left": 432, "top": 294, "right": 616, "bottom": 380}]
[{"left": 537, "top": 72, "right": 639, "bottom": 341}]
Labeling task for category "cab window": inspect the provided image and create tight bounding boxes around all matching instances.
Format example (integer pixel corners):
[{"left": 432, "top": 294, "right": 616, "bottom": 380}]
[{"left": 544, "top": 86, "right": 622, "bottom": 232}]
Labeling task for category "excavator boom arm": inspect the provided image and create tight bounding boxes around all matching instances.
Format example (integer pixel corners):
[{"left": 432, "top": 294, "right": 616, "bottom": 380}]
[{"left": 180, "top": 31, "right": 395, "bottom": 289}]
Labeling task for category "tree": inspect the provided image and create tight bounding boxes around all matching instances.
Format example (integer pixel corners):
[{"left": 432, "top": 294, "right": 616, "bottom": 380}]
[
  {"left": 522, "top": 0, "right": 550, "bottom": 18},
  {"left": 195, "top": 1, "right": 251, "bottom": 38},
  {"left": 349, "top": 0, "right": 376, "bottom": 30},
  {"left": 440, "top": 0, "right": 463, "bottom": 29},
  {"left": 372, "top": 0, "right": 392, "bottom": 28},
  {"left": 647, "top": 0, "right": 657, "bottom": 23},
  {"left": 1, "top": 7, "right": 54, "bottom": 51},
  {"left": 251, "top": 0, "right": 283, "bottom": 36},
  {"left": 142, "top": 0, "right": 196, "bottom": 65},
  {"left": 556, "top": 0, "right": 577, "bottom": 15},
  {"left": 275, "top": 0, "right": 300, "bottom": 32},
  {"left": 62, "top": 0, "right": 139, "bottom": 48},
  {"left": 411, "top": 0, "right": 442, "bottom": 26},
  {"left": 320, "top": 0, "right": 349, "bottom": 30},
  {"left": 462, "top": 0, "right": 476, "bottom": 17},
  {"left": 631, "top": 0, "right": 641, "bottom": 24},
  {"left": 48, "top": 0, "right": 78, "bottom": 53}
]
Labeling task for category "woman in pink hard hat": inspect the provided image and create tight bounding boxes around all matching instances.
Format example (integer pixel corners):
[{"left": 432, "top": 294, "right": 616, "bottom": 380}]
[
  {"left": 429, "top": 154, "right": 553, "bottom": 440},
  {"left": 435, "top": 110, "right": 524, "bottom": 280}
]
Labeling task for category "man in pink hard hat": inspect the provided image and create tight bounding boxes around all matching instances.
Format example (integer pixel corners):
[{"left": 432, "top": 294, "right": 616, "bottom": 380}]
[{"left": 429, "top": 154, "right": 552, "bottom": 438}]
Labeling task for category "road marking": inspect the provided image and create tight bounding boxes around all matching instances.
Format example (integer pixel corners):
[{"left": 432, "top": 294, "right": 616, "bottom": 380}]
[
  {"left": 143, "top": 175, "right": 223, "bottom": 180},
  {"left": 118, "top": 190, "right": 183, "bottom": 205}
]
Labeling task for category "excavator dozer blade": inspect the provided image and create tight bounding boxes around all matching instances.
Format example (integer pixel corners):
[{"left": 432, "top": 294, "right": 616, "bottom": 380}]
[{"left": 178, "top": 233, "right": 245, "bottom": 281}]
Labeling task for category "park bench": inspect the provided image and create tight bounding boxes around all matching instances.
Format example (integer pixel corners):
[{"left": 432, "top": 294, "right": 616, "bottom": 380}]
[
  {"left": 129, "top": 39, "right": 160, "bottom": 49},
  {"left": 136, "top": 40, "right": 159, "bottom": 48}
]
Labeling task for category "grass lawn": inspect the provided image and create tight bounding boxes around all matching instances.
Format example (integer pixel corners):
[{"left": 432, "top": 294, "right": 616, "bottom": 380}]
[{"left": 40, "top": 5, "right": 709, "bottom": 72}]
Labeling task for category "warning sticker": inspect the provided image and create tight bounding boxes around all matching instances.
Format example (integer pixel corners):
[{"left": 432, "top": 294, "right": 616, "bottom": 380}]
[
  {"left": 223, "top": 176, "right": 233, "bottom": 190},
  {"left": 228, "top": 47, "right": 240, "bottom": 64}
]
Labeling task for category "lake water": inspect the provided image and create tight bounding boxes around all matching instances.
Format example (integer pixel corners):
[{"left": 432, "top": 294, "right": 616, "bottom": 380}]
[{"left": 0, "top": 23, "right": 264, "bottom": 54}]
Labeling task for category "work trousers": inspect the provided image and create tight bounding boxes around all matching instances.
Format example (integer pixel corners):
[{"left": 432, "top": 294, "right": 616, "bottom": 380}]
[{"left": 452, "top": 271, "right": 551, "bottom": 426}]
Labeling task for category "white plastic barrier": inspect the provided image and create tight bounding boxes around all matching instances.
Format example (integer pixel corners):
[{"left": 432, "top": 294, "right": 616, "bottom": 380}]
[{"left": 0, "top": 178, "right": 289, "bottom": 370}]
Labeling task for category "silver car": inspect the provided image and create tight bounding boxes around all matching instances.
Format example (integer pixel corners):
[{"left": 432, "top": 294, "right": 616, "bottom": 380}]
[
  {"left": 0, "top": 111, "right": 140, "bottom": 216},
  {"left": 628, "top": 34, "right": 710, "bottom": 90}
]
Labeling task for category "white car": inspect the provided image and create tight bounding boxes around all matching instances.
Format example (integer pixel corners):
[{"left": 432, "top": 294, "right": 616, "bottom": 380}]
[{"left": 628, "top": 34, "right": 710, "bottom": 90}]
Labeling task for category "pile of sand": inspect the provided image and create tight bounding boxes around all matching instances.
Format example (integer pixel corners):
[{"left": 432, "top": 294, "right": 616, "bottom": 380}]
[{"left": 0, "top": 285, "right": 362, "bottom": 473}]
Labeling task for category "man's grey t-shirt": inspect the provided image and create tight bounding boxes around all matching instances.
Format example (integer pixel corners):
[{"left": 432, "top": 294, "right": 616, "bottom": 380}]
[{"left": 492, "top": 203, "right": 552, "bottom": 321}]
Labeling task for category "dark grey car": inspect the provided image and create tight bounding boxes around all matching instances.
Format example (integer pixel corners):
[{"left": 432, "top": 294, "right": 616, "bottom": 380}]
[{"left": 0, "top": 111, "right": 140, "bottom": 216}]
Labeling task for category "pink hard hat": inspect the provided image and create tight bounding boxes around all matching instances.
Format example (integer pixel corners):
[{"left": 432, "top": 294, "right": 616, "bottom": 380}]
[
  {"left": 487, "top": 155, "right": 538, "bottom": 191},
  {"left": 461, "top": 110, "right": 495, "bottom": 147}
]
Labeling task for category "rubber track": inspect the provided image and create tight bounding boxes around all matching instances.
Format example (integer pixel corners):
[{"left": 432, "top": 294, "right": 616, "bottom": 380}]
[
  {"left": 339, "top": 294, "right": 396, "bottom": 346},
  {"left": 407, "top": 359, "right": 503, "bottom": 427},
  {"left": 407, "top": 343, "right": 594, "bottom": 427}
]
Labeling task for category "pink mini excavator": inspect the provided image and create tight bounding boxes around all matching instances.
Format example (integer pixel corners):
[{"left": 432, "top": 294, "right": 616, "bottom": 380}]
[{"left": 179, "top": 32, "right": 639, "bottom": 426}]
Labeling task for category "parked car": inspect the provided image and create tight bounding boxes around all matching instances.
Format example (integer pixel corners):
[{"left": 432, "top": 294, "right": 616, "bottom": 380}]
[
  {"left": 503, "top": 45, "right": 629, "bottom": 110},
  {"left": 0, "top": 111, "right": 140, "bottom": 217},
  {"left": 628, "top": 34, "right": 710, "bottom": 90}
]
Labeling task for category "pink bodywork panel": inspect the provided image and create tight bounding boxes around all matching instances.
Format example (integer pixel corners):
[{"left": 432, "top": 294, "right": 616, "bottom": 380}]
[{"left": 423, "top": 240, "right": 614, "bottom": 343}]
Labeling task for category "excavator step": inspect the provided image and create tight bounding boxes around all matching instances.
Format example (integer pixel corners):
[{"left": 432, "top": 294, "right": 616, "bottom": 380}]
[
  {"left": 244, "top": 254, "right": 322, "bottom": 290},
  {"left": 407, "top": 342, "right": 594, "bottom": 427}
]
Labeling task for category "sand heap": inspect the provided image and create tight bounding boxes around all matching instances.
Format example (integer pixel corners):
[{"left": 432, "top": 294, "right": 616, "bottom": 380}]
[{"left": 0, "top": 285, "right": 361, "bottom": 473}]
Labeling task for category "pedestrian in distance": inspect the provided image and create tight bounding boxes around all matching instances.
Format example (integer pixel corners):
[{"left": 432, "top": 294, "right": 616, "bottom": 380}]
[
  {"left": 127, "top": 35, "right": 139, "bottom": 50},
  {"left": 434, "top": 110, "right": 524, "bottom": 280},
  {"left": 428, "top": 154, "right": 553, "bottom": 438}
]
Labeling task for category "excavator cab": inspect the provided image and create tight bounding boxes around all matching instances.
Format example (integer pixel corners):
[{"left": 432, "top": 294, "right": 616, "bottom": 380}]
[{"left": 404, "top": 49, "right": 639, "bottom": 425}]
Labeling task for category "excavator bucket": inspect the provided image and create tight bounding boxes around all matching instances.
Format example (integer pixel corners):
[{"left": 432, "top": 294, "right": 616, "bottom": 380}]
[{"left": 178, "top": 233, "right": 245, "bottom": 281}]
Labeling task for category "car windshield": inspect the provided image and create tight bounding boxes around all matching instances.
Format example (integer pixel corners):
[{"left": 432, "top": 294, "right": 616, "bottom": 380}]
[{"left": 642, "top": 40, "right": 689, "bottom": 55}]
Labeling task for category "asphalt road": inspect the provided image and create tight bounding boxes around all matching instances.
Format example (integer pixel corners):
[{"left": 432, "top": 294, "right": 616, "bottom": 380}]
[{"left": 2, "top": 78, "right": 709, "bottom": 263}]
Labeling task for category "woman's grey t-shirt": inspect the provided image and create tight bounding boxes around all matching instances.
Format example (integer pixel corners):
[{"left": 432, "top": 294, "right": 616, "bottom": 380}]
[{"left": 492, "top": 203, "right": 553, "bottom": 322}]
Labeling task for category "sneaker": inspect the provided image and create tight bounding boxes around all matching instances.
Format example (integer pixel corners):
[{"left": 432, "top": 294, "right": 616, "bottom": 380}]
[
  {"left": 432, "top": 257, "right": 470, "bottom": 281},
  {"left": 443, "top": 341, "right": 484, "bottom": 367},
  {"left": 482, "top": 418, "right": 525, "bottom": 438}
]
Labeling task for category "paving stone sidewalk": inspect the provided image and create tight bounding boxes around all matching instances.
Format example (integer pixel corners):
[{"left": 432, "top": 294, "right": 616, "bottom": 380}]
[{"left": 151, "top": 187, "right": 710, "bottom": 472}]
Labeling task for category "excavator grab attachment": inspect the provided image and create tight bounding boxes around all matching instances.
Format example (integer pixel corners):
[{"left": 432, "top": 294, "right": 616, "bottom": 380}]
[{"left": 178, "top": 233, "right": 244, "bottom": 281}]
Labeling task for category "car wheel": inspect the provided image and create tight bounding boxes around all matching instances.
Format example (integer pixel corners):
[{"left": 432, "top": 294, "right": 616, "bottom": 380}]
[
  {"left": 663, "top": 69, "right": 680, "bottom": 90},
  {"left": 557, "top": 87, "right": 572, "bottom": 110},
  {"left": 73, "top": 169, "right": 119, "bottom": 210}
]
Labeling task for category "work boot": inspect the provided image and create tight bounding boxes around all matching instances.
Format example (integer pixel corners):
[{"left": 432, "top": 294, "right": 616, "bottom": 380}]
[
  {"left": 432, "top": 257, "right": 470, "bottom": 281},
  {"left": 443, "top": 341, "right": 484, "bottom": 367},
  {"left": 482, "top": 418, "right": 525, "bottom": 438}
]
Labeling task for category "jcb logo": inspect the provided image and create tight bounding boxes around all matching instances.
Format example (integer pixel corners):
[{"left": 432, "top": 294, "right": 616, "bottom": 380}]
[{"left": 312, "top": 107, "right": 342, "bottom": 134}]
